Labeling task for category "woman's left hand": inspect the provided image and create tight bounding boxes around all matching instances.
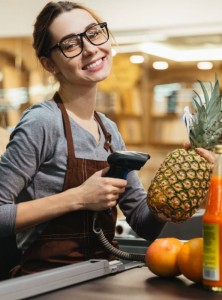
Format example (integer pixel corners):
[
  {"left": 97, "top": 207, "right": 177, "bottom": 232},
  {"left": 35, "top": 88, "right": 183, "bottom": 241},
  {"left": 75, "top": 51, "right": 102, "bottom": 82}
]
[
  {"left": 195, "top": 147, "right": 215, "bottom": 168},
  {"left": 184, "top": 141, "right": 215, "bottom": 169}
]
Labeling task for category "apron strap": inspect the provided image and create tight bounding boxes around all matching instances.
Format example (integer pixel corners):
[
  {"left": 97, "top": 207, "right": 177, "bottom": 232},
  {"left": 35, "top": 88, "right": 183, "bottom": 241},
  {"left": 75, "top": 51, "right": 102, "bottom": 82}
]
[
  {"left": 54, "top": 92, "right": 75, "bottom": 190},
  {"left": 94, "top": 111, "right": 114, "bottom": 153},
  {"left": 54, "top": 92, "right": 75, "bottom": 163}
]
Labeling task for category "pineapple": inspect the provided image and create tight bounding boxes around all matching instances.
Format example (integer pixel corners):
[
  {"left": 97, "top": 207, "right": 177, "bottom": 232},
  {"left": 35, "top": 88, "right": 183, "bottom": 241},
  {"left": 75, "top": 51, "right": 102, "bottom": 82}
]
[{"left": 147, "top": 74, "right": 221, "bottom": 223}]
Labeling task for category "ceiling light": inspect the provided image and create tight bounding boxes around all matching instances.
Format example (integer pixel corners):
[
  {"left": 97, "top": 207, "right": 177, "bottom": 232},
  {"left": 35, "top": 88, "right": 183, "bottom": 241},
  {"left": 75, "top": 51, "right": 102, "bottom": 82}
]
[
  {"left": 197, "top": 61, "right": 213, "bottom": 70},
  {"left": 153, "top": 61, "right": 168, "bottom": 70},
  {"left": 140, "top": 43, "right": 222, "bottom": 62},
  {"left": 130, "top": 55, "right": 144, "bottom": 64}
]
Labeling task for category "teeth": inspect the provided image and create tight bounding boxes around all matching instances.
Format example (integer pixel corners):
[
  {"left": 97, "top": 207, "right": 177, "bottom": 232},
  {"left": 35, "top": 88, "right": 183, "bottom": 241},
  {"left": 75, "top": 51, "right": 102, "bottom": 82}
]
[{"left": 86, "top": 59, "right": 102, "bottom": 70}]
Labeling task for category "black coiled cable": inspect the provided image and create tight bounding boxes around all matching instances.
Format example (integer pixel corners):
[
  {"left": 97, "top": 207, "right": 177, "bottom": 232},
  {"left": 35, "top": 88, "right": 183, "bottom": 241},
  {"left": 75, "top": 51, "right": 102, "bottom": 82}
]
[{"left": 93, "top": 212, "right": 146, "bottom": 262}]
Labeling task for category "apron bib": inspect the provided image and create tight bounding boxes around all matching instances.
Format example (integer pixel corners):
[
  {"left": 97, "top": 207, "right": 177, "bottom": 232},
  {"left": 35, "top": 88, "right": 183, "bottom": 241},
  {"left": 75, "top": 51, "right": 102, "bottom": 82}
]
[{"left": 20, "top": 93, "right": 118, "bottom": 275}]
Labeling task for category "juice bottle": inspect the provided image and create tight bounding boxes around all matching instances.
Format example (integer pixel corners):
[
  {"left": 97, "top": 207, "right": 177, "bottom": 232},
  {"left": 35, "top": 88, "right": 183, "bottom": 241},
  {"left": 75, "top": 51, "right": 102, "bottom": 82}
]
[{"left": 203, "top": 144, "right": 222, "bottom": 292}]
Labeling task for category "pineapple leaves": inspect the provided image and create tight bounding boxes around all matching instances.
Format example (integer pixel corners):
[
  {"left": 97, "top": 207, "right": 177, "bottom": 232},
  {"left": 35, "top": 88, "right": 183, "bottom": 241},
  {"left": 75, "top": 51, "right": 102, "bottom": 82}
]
[
  {"left": 197, "top": 80, "right": 209, "bottom": 106},
  {"left": 206, "top": 95, "right": 221, "bottom": 119},
  {"left": 193, "top": 90, "right": 204, "bottom": 108},
  {"left": 188, "top": 73, "right": 222, "bottom": 150},
  {"left": 207, "top": 111, "right": 222, "bottom": 130},
  {"left": 192, "top": 95, "right": 206, "bottom": 117}
]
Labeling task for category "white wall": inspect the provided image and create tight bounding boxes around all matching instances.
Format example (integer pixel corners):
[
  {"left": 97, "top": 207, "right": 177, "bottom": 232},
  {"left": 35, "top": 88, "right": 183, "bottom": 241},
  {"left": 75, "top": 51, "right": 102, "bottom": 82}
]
[{"left": 0, "top": 0, "right": 222, "bottom": 39}]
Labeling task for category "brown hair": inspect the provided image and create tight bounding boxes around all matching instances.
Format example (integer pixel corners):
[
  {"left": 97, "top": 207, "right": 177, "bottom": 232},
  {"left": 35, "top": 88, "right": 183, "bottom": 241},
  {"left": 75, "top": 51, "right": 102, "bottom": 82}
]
[{"left": 33, "top": 1, "right": 103, "bottom": 59}]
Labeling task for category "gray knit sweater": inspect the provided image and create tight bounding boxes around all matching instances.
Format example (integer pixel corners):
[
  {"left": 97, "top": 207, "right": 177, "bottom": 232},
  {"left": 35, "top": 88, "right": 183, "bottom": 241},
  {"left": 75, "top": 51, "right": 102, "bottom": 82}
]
[{"left": 0, "top": 99, "right": 165, "bottom": 251}]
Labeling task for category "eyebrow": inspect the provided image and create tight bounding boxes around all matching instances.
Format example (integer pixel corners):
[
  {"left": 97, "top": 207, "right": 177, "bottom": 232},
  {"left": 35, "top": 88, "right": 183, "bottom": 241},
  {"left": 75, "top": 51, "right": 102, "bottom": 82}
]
[{"left": 59, "top": 22, "right": 98, "bottom": 42}]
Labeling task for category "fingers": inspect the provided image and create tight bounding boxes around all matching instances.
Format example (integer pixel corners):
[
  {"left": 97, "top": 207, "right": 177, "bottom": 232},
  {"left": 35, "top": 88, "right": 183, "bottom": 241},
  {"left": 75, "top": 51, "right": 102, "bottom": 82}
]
[
  {"left": 97, "top": 195, "right": 118, "bottom": 211},
  {"left": 111, "top": 185, "right": 126, "bottom": 199},
  {"left": 101, "top": 186, "right": 124, "bottom": 210},
  {"left": 105, "top": 177, "right": 127, "bottom": 187},
  {"left": 108, "top": 200, "right": 117, "bottom": 209},
  {"left": 81, "top": 170, "right": 127, "bottom": 211},
  {"left": 106, "top": 186, "right": 125, "bottom": 201},
  {"left": 100, "top": 167, "right": 110, "bottom": 177},
  {"left": 195, "top": 148, "right": 215, "bottom": 168},
  {"left": 97, "top": 168, "right": 127, "bottom": 186},
  {"left": 183, "top": 141, "right": 191, "bottom": 150}
]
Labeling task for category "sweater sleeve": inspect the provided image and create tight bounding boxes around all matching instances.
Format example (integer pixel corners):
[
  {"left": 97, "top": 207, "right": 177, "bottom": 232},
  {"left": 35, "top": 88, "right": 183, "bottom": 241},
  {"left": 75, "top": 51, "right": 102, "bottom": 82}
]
[
  {"left": 99, "top": 114, "right": 166, "bottom": 241},
  {"left": 0, "top": 103, "right": 57, "bottom": 237},
  {"left": 118, "top": 171, "right": 166, "bottom": 242}
]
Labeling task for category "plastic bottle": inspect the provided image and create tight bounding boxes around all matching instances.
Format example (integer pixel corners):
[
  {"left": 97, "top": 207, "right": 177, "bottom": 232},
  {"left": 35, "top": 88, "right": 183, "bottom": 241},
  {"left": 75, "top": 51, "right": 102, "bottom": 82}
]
[{"left": 203, "top": 144, "right": 222, "bottom": 292}]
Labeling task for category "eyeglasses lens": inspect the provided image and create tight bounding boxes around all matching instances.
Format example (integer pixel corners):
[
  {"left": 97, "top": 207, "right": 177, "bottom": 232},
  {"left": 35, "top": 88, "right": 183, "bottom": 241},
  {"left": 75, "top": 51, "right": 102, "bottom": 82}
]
[{"left": 60, "top": 23, "right": 108, "bottom": 58}]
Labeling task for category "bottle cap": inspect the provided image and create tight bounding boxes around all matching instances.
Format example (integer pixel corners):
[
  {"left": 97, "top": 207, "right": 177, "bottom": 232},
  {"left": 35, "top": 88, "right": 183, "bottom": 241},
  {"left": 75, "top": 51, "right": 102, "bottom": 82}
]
[{"left": 214, "top": 144, "right": 222, "bottom": 154}]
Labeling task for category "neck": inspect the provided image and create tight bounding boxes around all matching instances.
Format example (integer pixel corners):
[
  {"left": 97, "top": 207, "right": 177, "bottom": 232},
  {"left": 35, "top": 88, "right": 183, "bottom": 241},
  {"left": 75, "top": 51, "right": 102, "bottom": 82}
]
[{"left": 58, "top": 84, "right": 97, "bottom": 120}]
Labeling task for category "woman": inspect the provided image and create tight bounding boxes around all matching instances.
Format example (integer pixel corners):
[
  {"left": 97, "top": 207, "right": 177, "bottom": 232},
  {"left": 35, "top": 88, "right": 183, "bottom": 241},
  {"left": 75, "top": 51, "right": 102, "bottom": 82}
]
[{"left": 0, "top": 1, "right": 214, "bottom": 276}]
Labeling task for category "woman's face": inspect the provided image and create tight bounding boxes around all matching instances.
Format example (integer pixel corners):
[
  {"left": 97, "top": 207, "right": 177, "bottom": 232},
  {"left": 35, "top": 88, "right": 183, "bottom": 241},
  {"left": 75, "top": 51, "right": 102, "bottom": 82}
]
[{"left": 47, "top": 9, "right": 112, "bottom": 87}]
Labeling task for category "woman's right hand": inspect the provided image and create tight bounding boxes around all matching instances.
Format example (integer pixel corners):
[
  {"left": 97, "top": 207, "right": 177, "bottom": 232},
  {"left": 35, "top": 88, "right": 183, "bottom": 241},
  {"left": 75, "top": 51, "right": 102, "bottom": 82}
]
[
  {"left": 74, "top": 168, "right": 127, "bottom": 211},
  {"left": 16, "top": 168, "right": 127, "bottom": 232}
]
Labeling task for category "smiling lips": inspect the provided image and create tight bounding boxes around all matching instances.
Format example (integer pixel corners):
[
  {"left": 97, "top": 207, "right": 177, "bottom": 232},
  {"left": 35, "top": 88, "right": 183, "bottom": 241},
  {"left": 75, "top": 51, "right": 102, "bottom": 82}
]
[{"left": 84, "top": 58, "right": 103, "bottom": 70}]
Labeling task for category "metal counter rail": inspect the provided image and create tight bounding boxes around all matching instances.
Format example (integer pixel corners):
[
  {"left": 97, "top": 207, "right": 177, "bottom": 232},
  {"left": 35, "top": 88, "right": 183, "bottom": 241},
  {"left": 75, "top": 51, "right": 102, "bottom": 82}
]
[{"left": 0, "top": 260, "right": 144, "bottom": 300}]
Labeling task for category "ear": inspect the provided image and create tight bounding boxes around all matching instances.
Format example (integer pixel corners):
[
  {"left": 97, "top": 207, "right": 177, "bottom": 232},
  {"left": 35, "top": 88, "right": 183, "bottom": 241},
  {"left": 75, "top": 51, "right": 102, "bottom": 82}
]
[{"left": 40, "top": 56, "right": 58, "bottom": 74}]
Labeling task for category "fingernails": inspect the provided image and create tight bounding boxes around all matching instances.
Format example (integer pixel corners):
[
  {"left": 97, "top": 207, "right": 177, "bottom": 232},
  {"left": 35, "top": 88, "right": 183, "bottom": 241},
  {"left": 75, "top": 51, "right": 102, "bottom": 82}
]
[{"left": 195, "top": 148, "right": 204, "bottom": 155}]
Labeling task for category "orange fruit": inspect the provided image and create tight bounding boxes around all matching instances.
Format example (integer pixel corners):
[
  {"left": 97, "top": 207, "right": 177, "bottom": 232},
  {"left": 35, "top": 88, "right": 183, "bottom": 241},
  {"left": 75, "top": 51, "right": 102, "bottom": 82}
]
[
  {"left": 177, "top": 237, "right": 203, "bottom": 283},
  {"left": 145, "top": 237, "right": 183, "bottom": 277}
]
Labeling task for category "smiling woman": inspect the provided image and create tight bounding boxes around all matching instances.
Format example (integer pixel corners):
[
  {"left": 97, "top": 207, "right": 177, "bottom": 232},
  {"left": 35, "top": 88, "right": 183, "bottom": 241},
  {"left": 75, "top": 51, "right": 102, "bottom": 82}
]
[{"left": 0, "top": 1, "right": 166, "bottom": 278}]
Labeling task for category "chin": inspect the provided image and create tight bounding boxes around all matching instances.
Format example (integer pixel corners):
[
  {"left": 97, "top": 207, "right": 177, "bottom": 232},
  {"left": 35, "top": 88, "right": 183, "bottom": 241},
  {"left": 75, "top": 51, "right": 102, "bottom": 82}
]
[{"left": 96, "top": 69, "right": 111, "bottom": 82}]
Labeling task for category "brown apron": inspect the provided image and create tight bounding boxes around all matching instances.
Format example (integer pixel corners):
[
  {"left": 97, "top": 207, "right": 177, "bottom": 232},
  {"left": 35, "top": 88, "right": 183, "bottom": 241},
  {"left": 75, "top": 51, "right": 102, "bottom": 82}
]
[{"left": 19, "top": 92, "right": 118, "bottom": 275}]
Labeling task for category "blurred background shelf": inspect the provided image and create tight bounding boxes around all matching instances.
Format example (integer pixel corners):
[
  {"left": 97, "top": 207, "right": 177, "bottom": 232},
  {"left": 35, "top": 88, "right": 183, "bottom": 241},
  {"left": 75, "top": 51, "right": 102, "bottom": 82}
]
[{"left": 0, "top": 0, "right": 222, "bottom": 207}]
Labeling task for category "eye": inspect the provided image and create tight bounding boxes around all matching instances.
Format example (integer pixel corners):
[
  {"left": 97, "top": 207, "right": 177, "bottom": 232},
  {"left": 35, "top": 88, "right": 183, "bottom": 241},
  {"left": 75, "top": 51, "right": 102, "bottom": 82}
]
[
  {"left": 66, "top": 43, "right": 77, "bottom": 51},
  {"left": 87, "top": 28, "right": 102, "bottom": 40},
  {"left": 61, "top": 37, "right": 80, "bottom": 51}
]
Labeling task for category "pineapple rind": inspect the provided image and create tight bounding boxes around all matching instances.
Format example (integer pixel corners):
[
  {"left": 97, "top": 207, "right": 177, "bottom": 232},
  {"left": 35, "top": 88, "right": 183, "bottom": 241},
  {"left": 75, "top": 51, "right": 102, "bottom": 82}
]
[{"left": 147, "top": 149, "right": 211, "bottom": 223}]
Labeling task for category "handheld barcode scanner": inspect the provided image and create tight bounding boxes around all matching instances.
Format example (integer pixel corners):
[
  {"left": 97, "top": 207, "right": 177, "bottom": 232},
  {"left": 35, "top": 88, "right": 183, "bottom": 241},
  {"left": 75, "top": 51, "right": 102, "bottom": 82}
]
[
  {"left": 105, "top": 151, "right": 150, "bottom": 179},
  {"left": 93, "top": 150, "right": 150, "bottom": 262}
]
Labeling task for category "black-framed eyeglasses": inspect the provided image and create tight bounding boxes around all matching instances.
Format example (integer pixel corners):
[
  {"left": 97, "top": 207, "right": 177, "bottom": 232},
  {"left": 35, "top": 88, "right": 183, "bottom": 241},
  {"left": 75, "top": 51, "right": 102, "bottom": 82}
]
[{"left": 46, "top": 22, "right": 109, "bottom": 58}]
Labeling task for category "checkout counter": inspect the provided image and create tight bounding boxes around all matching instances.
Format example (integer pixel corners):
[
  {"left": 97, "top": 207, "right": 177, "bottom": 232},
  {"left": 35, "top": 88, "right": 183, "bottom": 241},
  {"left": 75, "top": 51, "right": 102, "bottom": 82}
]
[
  {"left": 1, "top": 258, "right": 221, "bottom": 300},
  {"left": 0, "top": 209, "right": 221, "bottom": 300}
]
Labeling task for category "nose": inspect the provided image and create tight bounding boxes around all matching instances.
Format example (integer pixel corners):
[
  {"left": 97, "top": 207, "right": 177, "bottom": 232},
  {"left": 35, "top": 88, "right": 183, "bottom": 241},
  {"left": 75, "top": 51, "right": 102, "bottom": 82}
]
[{"left": 82, "top": 37, "right": 97, "bottom": 56}]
